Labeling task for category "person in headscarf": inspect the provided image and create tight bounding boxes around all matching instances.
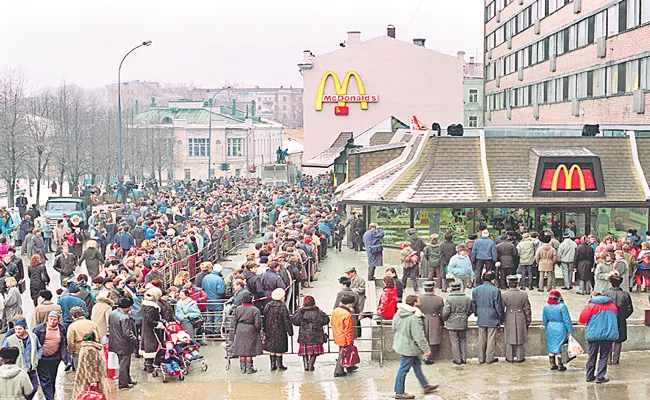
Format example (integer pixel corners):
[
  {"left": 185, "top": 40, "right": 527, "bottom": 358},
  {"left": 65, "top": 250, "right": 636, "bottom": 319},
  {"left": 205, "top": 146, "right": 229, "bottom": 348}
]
[
  {"left": 542, "top": 290, "right": 574, "bottom": 372},
  {"left": 71, "top": 331, "right": 111, "bottom": 399},
  {"left": 140, "top": 287, "right": 165, "bottom": 372}
]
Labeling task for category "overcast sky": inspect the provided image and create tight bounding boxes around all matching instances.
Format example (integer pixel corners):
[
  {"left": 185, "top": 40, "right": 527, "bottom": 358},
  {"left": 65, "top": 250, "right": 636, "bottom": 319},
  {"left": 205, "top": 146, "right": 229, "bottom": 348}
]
[{"left": 1, "top": 0, "right": 483, "bottom": 90}]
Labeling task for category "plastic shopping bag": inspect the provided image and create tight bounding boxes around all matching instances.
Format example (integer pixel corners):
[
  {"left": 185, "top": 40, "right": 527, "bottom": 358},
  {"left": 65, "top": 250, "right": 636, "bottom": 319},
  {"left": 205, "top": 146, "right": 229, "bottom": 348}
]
[{"left": 567, "top": 336, "right": 584, "bottom": 358}]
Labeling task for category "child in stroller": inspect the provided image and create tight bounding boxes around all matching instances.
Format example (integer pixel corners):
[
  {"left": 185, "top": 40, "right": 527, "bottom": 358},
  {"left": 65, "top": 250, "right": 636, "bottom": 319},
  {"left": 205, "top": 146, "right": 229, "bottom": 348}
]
[
  {"left": 153, "top": 341, "right": 184, "bottom": 382},
  {"left": 174, "top": 331, "right": 204, "bottom": 361}
]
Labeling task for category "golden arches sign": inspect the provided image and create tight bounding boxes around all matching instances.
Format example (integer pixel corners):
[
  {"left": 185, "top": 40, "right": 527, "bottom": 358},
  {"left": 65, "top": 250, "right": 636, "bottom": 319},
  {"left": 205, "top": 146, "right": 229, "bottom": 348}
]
[
  {"left": 551, "top": 164, "right": 586, "bottom": 191},
  {"left": 314, "top": 70, "right": 377, "bottom": 111}
]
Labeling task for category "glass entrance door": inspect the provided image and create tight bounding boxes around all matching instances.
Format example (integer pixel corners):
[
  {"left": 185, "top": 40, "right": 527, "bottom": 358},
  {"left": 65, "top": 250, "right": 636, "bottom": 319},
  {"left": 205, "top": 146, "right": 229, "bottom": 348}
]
[
  {"left": 565, "top": 209, "right": 588, "bottom": 238},
  {"left": 536, "top": 208, "right": 589, "bottom": 238},
  {"left": 536, "top": 209, "right": 562, "bottom": 238}
]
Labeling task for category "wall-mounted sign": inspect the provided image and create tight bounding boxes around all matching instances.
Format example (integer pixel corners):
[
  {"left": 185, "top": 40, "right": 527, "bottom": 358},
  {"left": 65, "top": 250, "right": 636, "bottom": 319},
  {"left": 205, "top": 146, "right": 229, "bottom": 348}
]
[
  {"left": 334, "top": 106, "right": 349, "bottom": 116},
  {"left": 533, "top": 154, "right": 605, "bottom": 198},
  {"left": 315, "top": 70, "right": 378, "bottom": 114},
  {"left": 540, "top": 164, "right": 596, "bottom": 191}
]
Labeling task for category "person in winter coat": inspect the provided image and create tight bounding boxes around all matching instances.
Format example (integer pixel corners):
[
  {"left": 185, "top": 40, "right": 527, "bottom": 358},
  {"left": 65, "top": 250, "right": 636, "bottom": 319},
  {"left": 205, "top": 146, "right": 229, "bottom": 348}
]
[
  {"left": 175, "top": 289, "right": 201, "bottom": 339},
  {"left": 109, "top": 297, "right": 139, "bottom": 390},
  {"left": 91, "top": 294, "right": 114, "bottom": 340},
  {"left": 418, "top": 281, "right": 444, "bottom": 364},
  {"left": 502, "top": 275, "right": 532, "bottom": 362},
  {"left": 202, "top": 264, "right": 226, "bottom": 331},
  {"left": 28, "top": 255, "right": 49, "bottom": 307},
  {"left": 423, "top": 234, "right": 443, "bottom": 288},
  {"left": 232, "top": 292, "right": 263, "bottom": 374},
  {"left": 613, "top": 250, "right": 630, "bottom": 292},
  {"left": 575, "top": 237, "right": 595, "bottom": 295},
  {"left": 496, "top": 232, "right": 518, "bottom": 289},
  {"left": 442, "top": 281, "right": 473, "bottom": 364},
  {"left": 446, "top": 246, "right": 474, "bottom": 291},
  {"left": 400, "top": 242, "right": 419, "bottom": 291},
  {"left": 579, "top": 292, "right": 619, "bottom": 383},
  {"left": 262, "top": 288, "right": 293, "bottom": 371},
  {"left": 603, "top": 274, "right": 633, "bottom": 365},
  {"left": 66, "top": 307, "right": 100, "bottom": 369},
  {"left": 516, "top": 233, "right": 538, "bottom": 289},
  {"left": 377, "top": 276, "right": 398, "bottom": 320},
  {"left": 140, "top": 287, "right": 165, "bottom": 372},
  {"left": 53, "top": 243, "right": 77, "bottom": 284},
  {"left": 260, "top": 262, "right": 286, "bottom": 302},
  {"left": 406, "top": 228, "right": 425, "bottom": 274},
  {"left": 332, "top": 294, "right": 356, "bottom": 377},
  {"left": 472, "top": 230, "right": 497, "bottom": 286},
  {"left": 3, "top": 277, "right": 22, "bottom": 325},
  {"left": 291, "top": 295, "right": 329, "bottom": 371},
  {"left": 33, "top": 311, "right": 67, "bottom": 400},
  {"left": 31, "top": 229, "right": 46, "bottom": 262},
  {"left": 536, "top": 235, "right": 558, "bottom": 292},
  {"left": 2, "top": 319, "right": 40, "bottom": 400},
  {"left": 31, "top": 290, "right": 61, "bottom": 328},
  {"left": 439, "top": 233, "right": 457, "bottom": 290},
  {"left": 71, "top": 332, "right": 111, "bottom": 400},
  {"left": 362, "top": 224, "right": 384, "bottom": 281},
  {"left": 392, "top": 295, "right": 439, "bottom": 399},
  {"left": 635, "top": 241, "right": 650, "bottom": 291},
  {"left": 0, "top": 347, "right": 34, "bottom": 400},
  {"left": 557, "top": 232, "right": 578, "bottom": 290},
  {"left": 542, "top": 290, "right": 573, "bottom": 371},
  {"left": 594, "top": 251, "right": 615, "bottom": 294},
  {"left": 472, "top": 271, "right": 503, "bottom": 364},
  {"left": 79, "top": 240, "right": 105, "bottom": 279}
]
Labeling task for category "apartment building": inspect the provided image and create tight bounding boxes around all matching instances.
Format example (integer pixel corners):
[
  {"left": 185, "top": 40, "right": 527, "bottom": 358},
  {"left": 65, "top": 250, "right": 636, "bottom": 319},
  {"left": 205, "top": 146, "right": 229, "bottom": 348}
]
[{"left": 484, "top": 0, "right": 650, "bottom": 128}]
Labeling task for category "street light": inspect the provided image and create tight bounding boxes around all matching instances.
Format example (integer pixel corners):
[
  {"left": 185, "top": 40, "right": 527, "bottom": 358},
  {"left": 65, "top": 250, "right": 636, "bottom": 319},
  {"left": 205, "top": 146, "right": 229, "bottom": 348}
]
[
  {"left": 207, "top": 86, "right": 232, "bottom": 179},
  {"left": 117, "top": 40, "right": 152, "bottom": 180}
]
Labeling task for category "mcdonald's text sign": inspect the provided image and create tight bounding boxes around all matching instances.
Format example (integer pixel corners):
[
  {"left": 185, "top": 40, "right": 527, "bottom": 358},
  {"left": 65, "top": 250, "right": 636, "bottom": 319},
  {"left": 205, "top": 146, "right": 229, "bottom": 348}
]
[{"left": 315, "top": 70, "right": 378, "bottom": 114}]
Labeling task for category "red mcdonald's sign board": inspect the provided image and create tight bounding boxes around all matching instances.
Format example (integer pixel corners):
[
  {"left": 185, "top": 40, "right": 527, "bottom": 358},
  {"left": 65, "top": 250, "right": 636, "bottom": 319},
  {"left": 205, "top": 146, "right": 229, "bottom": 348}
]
[
  {"left": 540, "top": 164, "right": 596, "bottom": 191},
  {"left": 334, "top": 106, "right": 349, "bottom": 116}
]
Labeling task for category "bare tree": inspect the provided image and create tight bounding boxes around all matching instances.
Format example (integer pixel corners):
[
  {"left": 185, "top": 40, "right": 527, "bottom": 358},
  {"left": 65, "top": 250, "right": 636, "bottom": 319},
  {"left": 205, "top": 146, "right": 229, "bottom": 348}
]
[
  {"left": 25, "top": 92, "right": 55, "bottom": 205},
  {"left": 0, "top": 68, "right": 29, "bottom": 206}
]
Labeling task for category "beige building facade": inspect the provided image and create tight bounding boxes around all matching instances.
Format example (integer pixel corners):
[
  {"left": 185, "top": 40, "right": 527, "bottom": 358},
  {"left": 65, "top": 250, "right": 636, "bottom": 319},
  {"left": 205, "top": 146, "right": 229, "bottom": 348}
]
[{"left": 484, "top": 0, "right": 650, "bottom": 129}]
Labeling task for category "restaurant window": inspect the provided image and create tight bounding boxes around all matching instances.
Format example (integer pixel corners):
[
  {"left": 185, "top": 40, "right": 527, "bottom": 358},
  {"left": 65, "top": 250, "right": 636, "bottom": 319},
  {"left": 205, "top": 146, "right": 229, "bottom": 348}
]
[
  {"left": 591, "top": 207, "right": 648, "bottom": 240},
  {"left": 413, "top": 208, "right": 476, "bottom": 243},
  {"left": 370, "top": 206, "right": 411, "bottom": 247},
  {"left": 482, "top": 208, "right": 534, "bottom": 237}
]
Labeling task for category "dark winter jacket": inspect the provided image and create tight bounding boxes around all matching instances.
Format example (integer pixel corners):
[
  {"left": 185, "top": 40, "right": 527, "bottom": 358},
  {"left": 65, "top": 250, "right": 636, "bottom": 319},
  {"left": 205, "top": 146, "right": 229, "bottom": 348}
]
[
  {"left": 472, "top": 236, "right": 497, "bottom": 261},
  {"left": 472, "top": 282, "right": 503, "bottom": 328},
  {"left": 407, "top": 233, "right": 426, "bottom": 253},
  {"left": 443, "top": 292, "right": 473, "bottom": 330},
  {"left": 291, "top": 306, "right": 329, "bottom": 345},
  {"left": 108, "top": 308, "right": 138, "bottom": 355},
  {"left": 496, "top": 240, "right": 518, "bottom": 268},
  {"left": 260, "top": 269, "right": 286, "bottom": 298},
  {"left": 28, "top": 264, "right": 49, "bottom": 298},
  {"left": 574, "top": 243, "right": 595, "bottom": 281},
  {"left": 243, "top": 270, "right": 264, "bottom": 298},
  {"left": 439, "top": 240, "right": 457, "bottom": 268},
  {"left": 262, "top": 300, "right": 293, "bottom": 353},
  {"left": 603, "top": 287, "right": 633, "bottom": 343},
  {"left": 33, "top": 322, "right": 68, "bottom": 361},
  {"left": 579, "top": 295, "right": 619, "bottom": 342}
]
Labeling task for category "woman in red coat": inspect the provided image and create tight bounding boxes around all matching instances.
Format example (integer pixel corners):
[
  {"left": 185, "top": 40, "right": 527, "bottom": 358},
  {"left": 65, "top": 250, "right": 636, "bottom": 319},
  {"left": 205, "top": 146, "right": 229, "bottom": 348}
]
[{"left": 377, "top": 276, "right": 398, "bottom": 319}]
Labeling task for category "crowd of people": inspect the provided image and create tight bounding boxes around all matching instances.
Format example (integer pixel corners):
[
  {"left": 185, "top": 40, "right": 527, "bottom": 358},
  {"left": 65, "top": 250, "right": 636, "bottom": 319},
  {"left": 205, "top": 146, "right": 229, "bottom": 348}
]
[{"left": 0, "top": 175, "right": 343, "bottom": 399}]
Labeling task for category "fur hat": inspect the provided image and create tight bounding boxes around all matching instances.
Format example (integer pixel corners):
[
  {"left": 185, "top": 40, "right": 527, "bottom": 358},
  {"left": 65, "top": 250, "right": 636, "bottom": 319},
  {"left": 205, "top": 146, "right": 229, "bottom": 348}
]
[
  {"left": 144, "top": 287, "right": 163, "bottom": 302},
  {"left": 271, "top": 288, "right": 286, "bottom": 301}
]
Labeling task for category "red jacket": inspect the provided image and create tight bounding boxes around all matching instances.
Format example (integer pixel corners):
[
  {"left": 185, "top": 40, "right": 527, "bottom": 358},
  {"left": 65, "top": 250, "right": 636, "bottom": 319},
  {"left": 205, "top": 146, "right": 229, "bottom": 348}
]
[{"left": 377, "top": 287, "right": 398, "bottom": 319}]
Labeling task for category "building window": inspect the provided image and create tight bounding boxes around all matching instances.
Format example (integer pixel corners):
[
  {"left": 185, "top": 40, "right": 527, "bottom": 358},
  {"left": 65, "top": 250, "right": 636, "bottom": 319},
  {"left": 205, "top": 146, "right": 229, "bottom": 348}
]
[
  {"left": 626, "top": 60, "right": 640, "bottom": 92},
  {"left": 643, "top": 0, "right": 650, "bottom": 23},
  {"left": 469, "top": 89, "right": 478, "bottom": 103},
  {"left": 184, "top": 169, "right": 191, "bottom": 181},
  {"left": 282, "top": 96, "right": 287, "bottom": 101},
  {"left": 227, "top": 138, "right": 244, "bottom": 157},
  {"left": 469, "top": 116, "right": 478, "bottom": 127},
  {"left": 188, "top": 138, "right": 210, "bottom": 157},
  {"left": 595, "top": 67, "right": 606, "bottom": 97},
  {"left": 608, "top": 4, "right": 619, "bottom": 36}
]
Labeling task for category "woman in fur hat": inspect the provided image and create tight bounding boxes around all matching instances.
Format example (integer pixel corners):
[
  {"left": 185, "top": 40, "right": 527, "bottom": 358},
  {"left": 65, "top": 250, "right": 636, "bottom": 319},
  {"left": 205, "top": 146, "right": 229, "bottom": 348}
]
[{"left": 140, "top": 287, "right": 165, "bottom": 372}]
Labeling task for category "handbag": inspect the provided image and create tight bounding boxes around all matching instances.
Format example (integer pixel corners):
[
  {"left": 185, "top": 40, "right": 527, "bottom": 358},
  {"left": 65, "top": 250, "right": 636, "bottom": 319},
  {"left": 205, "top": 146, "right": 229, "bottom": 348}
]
[
  {"left": 368, "top": 244, "right": 383, "bottom": 254},
  {"left": 340, "top": 345, "right": 360, "bottom": 368},
  {"left": 190, "top": 315, "right": 205, "bottom": 329}
]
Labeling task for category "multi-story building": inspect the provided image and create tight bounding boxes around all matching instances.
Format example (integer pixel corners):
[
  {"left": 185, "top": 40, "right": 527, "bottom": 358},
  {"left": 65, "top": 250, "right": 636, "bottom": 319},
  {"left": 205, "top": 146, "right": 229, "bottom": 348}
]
[
  {"left": 484, "top": 0, "right": 650, "bottom": 130},
  {"left": 462, "top": 53, "right": 485, "bottom": 127},
  {"left": 131, "top": 99, "right": 283, "bottom": 181},
  {"left": 192, "top": 87, "right": 303, "bottom": 129}
]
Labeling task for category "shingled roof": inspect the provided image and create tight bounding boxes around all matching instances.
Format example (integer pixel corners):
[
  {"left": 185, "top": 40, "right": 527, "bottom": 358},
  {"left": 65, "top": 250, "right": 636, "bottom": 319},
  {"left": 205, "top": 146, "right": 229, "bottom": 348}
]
[{"left": 303, "top": 132, "right": 353, "bottom": 168}]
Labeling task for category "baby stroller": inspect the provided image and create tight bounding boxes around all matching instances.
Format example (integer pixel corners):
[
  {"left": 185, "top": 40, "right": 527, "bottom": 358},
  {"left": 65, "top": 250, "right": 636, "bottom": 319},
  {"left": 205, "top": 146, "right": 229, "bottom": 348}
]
[
  {"left": 152, "top": 324, "right": 185, "bottom": 383},
  {"left": 173, "top": 330, "right": 208, "bottom": 374}
]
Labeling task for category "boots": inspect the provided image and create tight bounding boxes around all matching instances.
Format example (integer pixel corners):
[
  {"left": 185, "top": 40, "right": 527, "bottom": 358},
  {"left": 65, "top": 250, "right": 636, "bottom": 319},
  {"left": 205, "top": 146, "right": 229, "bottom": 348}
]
[
  {"left": 308, "top": 355, "right": 317, "bottom": 371},
  {"left": 240, "top": 360, "right": 247, "bottom": 374},
  {"left": 303, "top": 356, "right": 310, "bottom": 371},
  {"left": 277, "top": 355, "right": 287, "bottom": 371},
  {"left": 549, "top": 355, "right": 558, "bottom": 371},
  {"left": 246, "top": 361, "right": 257, "bottom": 374},
  {"left": 557, "top": 358, "right": 567, "bottom": 371},
  {"left": 270, "top": 355, "right": 277, "bottom": 371}
]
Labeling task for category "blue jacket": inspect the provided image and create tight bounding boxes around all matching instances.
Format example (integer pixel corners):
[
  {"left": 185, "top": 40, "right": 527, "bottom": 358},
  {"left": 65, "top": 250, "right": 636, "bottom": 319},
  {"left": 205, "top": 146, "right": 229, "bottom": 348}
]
[
  {"left": 201, "top": 270, "right": 226, "bottom": 300},
  {"left": 472, "top": 236, "right": 497, "bottom": 261},
  {"left": 33, "top": 322, "right": 68, "bottom": 361},
  {"left": 579, "top": 295, "right": 619, "bottom": 342},
  {"left": 447, "top": 254, "right": 474, "bottom": 278},
  {"left": 318, "top": 222, "right": 332, "bottom": 237},
  {"left": 542, "top": 302, "right": 574, "bottom": 353},
  {"left": 471, "top": 282, "right": 503, "bottom": 328},
  {"left": 175, "top": 299, "right": 201, "bottom": 324},
  {"left": 119, "top": 232, "right": 134, "bottom": 250},
  {"left": 260, "top": 269, "right": 286, "bottom": 297},
  {"left": 58, "top": 295, "right": 88, "bottom": 324}
]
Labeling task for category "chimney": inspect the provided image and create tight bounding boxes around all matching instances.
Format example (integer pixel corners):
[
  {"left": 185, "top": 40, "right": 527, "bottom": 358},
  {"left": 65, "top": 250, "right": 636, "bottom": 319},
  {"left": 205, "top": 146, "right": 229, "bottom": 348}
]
[
  {"left": 413, "top": 38, "right": 426, "bottom": 47},
  {"left": 387, "top": 24, "right": 396, "bottom": 38},
  {"left": 470, "top": 56, "right": 475, "bottom": 64},
  {"left": 347, "top": 31, "right": 361, "bottom": 45},
  {"left": 457, "top": 51, "right": 466, "bottom": 61}
]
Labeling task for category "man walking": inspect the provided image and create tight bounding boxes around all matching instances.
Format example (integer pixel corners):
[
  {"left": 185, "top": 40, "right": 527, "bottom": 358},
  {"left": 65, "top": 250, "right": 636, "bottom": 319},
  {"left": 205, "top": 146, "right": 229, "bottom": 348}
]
[
  {"left": 418, "top": 281, "right": 444, "bottom": 364},
  {"left": 53, "top": 243, "right": 77, "bottom": 284},
  {"left": 501, "top": 275, "right": 531, "bottom": 363},
  {"left": 66, "top": 306, "right": 99, "bottom": 369},
  {"left": 471, "top": 229, "right": 497, "bottom": 286},
  {"left": 392, "top": 294, "right": 438, "bottom": 399},
  {"left": 2, "top": 318, "right": 41, "bottom": 400},
  {"left": 603, "top": 275, "right": 633, "bottom": 365},
  {"left": 33, "top": 311, "right": 67, "bottom": 400},
  {"left": 579, "top": 291, "right": 619, "bottom": 383},
  {"left": 363, "top": 223, "right": 384, "bottom": 281},
  {"left": 472, "top": 271, "right": 503, "bottom": 364},
  {"left": 443, "top": 281, "right": 473, "bottom": 365},
  {"left": 109, "top": 297, "right": 139, "bottom": 389},
  {"left": 557, "top": 232, "right": 577, "bottom": 290}
]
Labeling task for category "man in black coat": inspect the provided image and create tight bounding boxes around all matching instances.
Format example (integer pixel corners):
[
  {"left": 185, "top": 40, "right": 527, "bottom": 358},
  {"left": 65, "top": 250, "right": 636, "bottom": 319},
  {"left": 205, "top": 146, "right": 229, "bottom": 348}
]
[
  {"left": 496, "top": 232, "right": 518, "bottom": 289},
  {"left": 603, "top": 274, "right": 633, "bottom": 365},
  {"left": 109, "top": 297, "right": 139, "bottom": 389},
  {"left": 439, "top": 233, "right": 457, "bottom": 292}
]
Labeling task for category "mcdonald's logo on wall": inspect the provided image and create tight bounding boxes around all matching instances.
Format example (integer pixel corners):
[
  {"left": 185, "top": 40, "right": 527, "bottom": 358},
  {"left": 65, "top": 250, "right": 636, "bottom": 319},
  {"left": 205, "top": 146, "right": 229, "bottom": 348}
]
[
  {"left": 315, "top": 71, "right": 378, "bottom": 115},
  {"left": 534, "top": 157, "right": 605, "bottom": 198}
]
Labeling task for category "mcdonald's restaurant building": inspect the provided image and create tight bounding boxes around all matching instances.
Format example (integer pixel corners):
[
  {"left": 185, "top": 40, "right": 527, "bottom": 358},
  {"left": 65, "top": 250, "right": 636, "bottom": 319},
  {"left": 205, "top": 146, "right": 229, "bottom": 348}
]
[
  {"left": 298, "top": 29, "right": 464, "bottom": 169},
  {"left": 337, "top": 133, "right": 650, "bottom": 247}
]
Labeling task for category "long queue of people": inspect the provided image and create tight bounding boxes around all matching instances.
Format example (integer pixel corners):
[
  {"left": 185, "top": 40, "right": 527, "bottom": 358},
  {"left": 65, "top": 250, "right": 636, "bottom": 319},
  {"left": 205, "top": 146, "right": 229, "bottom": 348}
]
[{"left": 0, "top": 175, "right": 340, "bottom": 400}]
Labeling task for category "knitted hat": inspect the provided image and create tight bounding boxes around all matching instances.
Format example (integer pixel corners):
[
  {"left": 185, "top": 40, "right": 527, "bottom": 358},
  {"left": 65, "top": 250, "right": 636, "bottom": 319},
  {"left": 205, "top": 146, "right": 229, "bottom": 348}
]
[
  {"left": 14, "top": 319, "right": 27, "bottom": 328},
  {"left": 68, "top": 282, "right": 80, "bottom": 294},
  {"left": 271, "top": 288, "right": 285, "bottom": 301}
]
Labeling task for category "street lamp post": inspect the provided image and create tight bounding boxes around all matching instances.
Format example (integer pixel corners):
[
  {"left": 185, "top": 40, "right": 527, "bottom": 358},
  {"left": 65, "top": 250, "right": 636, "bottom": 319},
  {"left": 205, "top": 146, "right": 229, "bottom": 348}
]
[
  {"left": 117, "top": 40, "right": 152, "bottom": 180},
  {"left": 207, "top": 86, "right": 231, "bottom": 179}
]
